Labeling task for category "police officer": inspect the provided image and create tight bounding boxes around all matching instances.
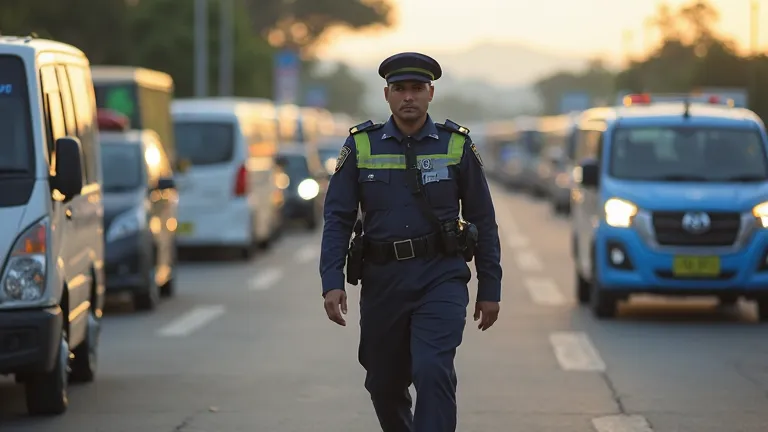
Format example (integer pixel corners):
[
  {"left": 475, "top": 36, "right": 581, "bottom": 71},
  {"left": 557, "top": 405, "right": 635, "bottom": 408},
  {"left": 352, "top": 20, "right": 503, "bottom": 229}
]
[{"left": 319, "top": 52, "right": 502, "bottom": 432}]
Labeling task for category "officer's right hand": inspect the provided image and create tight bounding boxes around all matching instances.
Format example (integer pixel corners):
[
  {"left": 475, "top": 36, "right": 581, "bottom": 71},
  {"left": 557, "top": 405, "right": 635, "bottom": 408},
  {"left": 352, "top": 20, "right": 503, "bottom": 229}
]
[{"left": 323, "top": 289, "right": 348, "bottom": 326}]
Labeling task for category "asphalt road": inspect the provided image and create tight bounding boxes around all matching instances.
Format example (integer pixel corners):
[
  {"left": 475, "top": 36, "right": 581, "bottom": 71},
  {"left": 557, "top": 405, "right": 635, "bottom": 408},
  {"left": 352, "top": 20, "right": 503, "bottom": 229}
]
[{"left": 2, "top": 183, "right": 768, "bottom": 431}]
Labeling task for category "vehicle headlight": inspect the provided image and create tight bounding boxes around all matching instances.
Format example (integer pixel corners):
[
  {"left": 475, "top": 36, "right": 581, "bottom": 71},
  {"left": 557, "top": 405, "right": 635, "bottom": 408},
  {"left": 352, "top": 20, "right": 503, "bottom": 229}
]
[
  {"left": 297, "top": 178, "right": 320, "bottom": 200},
  {"left": 752, "top": 201, "right": 768, "bottom": 228},
  {"left": 604, "top": 198, "right": 638, "bottom": 228},
  {"left": 0, "top": 218, "right": 48, "bottom": 305},
  {"left": 107, "top": 207, "right": 146, "bottom": 242}
]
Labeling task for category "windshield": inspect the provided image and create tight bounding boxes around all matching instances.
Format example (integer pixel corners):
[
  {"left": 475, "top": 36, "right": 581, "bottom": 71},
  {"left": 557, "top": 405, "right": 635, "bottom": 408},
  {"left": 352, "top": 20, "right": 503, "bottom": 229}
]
[
  {"left": 279, "top": 154, "right": 310, "bottom": 180},
  {"left": 610, "top": 127, "right": 768, "bottom": 182},
  {"left": 174, "top": 122, "right": 235, "bottom": 166},
  {"left": 94, "top": 83, "right": 141, "bottom": 128},
  {"left": 100, "top": 142, "right": 144, "bottom": 192},
  {"left": 0, "top": 55, "right": 33, "bottom": 174}
]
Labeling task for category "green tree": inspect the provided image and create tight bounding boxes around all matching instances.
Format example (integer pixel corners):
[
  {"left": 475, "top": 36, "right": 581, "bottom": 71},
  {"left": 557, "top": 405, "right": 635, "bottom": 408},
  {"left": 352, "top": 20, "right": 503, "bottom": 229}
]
[
  {"left": 303, "top": 62, "right": 367, "bottom": 115},
  {"left": 533, "top": 59, "right": 616, "bottom": 115},
  {"left": 244, "top": 0, "right": 393, "bottom": 51}
]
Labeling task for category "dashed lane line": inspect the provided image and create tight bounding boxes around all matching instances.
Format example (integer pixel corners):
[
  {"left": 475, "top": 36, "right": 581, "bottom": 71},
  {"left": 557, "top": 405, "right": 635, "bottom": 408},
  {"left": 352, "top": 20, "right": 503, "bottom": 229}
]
[
  {"left": 294, "top": 244, "right": 320, "bottom": 263},
  {"left": 592, "top": 414, "right": 654, "bottom": 432},
  {"left": 549, "top": 331, "right": 606, "bottom": 371},
  {"left": 514, "top": 251, "right": 544, "bottom": 271},
  {"left": 157, "top": 305, "right": 226, "bottom": 337},
  {"left": 525, "top": 277, "right": 567, "bottom": 305},
  {"left": 249, "top": 268, "right": 284, "bottom": 291}
]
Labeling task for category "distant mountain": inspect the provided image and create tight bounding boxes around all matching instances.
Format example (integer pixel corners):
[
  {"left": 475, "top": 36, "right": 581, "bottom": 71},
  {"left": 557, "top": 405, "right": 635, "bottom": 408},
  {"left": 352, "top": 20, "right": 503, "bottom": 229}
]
[{"left": 317, "top": 41, "right": 591, "bottom": 119}]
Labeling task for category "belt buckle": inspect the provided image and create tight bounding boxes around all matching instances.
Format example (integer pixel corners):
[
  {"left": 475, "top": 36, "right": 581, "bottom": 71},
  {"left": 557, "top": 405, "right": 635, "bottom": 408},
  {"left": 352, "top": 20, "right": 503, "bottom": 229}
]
[{"left": 393, "top": 239, "right": 415, "bottom": 260}]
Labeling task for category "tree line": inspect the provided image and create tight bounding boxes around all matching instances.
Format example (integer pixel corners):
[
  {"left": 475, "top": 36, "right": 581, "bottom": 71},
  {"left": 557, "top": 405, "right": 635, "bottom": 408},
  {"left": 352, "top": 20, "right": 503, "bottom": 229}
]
[
  {"left": 534, "top": 0, "right": 768, "bottom": 120},
  {"left": 0, "top": 0, "right": 392, "bottom": 116}
]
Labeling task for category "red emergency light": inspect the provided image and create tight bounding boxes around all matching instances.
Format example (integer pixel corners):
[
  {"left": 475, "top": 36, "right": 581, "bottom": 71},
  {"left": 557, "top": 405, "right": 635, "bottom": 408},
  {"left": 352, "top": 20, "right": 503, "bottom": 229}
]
[
  {"left": 623, "top": 93, "right": 651, "bottom": 106},
  {"left": 97, "top": 109, "right": 130, "bottom": 131}
]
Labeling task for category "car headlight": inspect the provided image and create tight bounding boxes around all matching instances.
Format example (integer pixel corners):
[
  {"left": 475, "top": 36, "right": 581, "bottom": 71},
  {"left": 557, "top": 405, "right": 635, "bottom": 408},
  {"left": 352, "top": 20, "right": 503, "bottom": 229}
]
[
  {"left": 0, "top": 218, "right": 48, "bottom": 305},
  {"left": 107, "top": 207, "right": 146, "bottom": 242},
  {"left": 752, "top": 201, "right": 768, "bottom": 228},
  {"left": 604, "top": 198, "right": 638, "bottom": 228},
  {"left": 297, "top": 178, "right": 319, "bottom": 200}
]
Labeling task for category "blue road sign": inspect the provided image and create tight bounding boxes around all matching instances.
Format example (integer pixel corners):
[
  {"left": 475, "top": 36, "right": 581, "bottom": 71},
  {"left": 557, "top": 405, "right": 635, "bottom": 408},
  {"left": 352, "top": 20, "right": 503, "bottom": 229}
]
[
  {"left": 274, "top": 49, "right": 300, "bottom": 104},
  {"left": 559, "top": 91, "right": 592, "bottom": 114}
]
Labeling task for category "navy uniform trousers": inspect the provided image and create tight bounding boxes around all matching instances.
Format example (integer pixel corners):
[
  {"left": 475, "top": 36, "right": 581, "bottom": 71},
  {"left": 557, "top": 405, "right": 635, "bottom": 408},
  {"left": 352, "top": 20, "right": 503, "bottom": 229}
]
[{"left": 359, "top": 253, "right": 471, "bottom": 432}]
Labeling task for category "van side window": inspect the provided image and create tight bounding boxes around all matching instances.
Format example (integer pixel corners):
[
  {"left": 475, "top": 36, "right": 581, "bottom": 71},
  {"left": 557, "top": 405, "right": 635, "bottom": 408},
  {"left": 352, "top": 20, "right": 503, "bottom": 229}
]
[
  {"left": 39, "top": 66, "right": 66, "bottom": 167},
  {"left": 66, "top": 65, "right": 99, "bottom": 184},
  {"left": 55, "top": 66, "right": 77, "bottom": 136}
]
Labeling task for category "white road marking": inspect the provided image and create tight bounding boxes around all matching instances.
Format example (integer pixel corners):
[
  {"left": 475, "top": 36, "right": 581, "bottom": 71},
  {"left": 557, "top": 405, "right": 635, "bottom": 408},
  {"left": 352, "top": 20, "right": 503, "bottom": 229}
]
[
  {"left": 525, "top": 278, "right": 566, "bottom": 305},
  {"left": 249, "top": 268, "right": 283, "bottom": 291},
  {"left": 549, "top": 331, "right": 606, "bottom": 371},
  {"left": 506, "top": 233, "right": 529, "bottom": 249},
  {"left": 294, "top": 244, "right": 320, "bottom": 263},
  {"left": 515, "top": 251, "right": 543, "bottom": 271},
  {"left": 592, "top": 414, "right": 654, "bottom": 432},
  {"left": 157, "top": 305, "right": 225, "bottom": 337}
]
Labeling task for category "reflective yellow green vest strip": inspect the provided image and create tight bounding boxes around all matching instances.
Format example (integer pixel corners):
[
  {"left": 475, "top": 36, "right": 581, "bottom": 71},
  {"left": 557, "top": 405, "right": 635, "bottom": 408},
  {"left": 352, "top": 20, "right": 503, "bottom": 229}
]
[{"left": 352, "top": 132, "right": 465, "bottom": 169}]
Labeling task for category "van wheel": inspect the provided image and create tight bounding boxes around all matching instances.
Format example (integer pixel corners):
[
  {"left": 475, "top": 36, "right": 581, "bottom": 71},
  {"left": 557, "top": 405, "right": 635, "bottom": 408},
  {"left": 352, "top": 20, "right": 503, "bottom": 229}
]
[
  {"left": 590, "top": 261, "right": 617, "bottom": 319},
  {"left": 576, "top": 270, "right": 590, "bottom": 304},
  {"left": 755, "top": 298, "right": 768, "bottom": 322},
  {"left": 70, "top": 309, "right": 100, "bottom": 382},
  {"left": 134, "top": 268, "right": 159, "bottom": 311},
  {"left": 25, "top": 329, "right": 69, "bottom": 416},
  {"left": 160, "top": 251, "right": 177, "bottom": 298}
]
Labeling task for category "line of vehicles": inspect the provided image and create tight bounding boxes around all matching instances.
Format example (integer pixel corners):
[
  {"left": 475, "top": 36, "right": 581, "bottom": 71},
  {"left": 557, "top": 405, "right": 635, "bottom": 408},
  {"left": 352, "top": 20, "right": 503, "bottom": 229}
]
[
  {"left": 0, "top": 35, "right": 353, "bottom": 416},
  {"left": 475, "top": 93, "right": 768, "bottom": 321}
]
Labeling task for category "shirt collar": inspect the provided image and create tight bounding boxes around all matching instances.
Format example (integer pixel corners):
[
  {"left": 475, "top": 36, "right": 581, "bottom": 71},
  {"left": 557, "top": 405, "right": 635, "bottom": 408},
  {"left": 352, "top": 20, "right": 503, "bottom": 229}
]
[{"left": 380, "top": 115, "right": 440, "bottom": 141}]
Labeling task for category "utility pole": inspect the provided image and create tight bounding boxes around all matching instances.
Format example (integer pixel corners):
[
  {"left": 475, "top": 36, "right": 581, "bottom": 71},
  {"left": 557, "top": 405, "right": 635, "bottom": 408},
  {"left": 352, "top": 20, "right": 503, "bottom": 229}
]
[
  {"left": 219, "top": 0, "right": 234, "bottom": 96},
  {"left": 194, "top": 0, "right": 208, "bottom": 97}
]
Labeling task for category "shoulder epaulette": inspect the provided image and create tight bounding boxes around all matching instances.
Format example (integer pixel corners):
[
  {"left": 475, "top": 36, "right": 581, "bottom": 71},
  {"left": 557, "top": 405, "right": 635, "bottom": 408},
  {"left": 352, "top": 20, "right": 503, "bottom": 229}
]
[
  {"left": 349, "top": 120, "right": 383, "bottom": 135},
  {"left": 437, "top": 119, "right": 470, "bottom": 136}
]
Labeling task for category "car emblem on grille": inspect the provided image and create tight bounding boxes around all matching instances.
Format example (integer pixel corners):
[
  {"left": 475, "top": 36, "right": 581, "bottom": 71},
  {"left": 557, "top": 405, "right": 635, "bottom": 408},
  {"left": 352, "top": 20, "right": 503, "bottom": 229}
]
[{"left": 681, "top": 212, "right": 711, "bottom": 234}]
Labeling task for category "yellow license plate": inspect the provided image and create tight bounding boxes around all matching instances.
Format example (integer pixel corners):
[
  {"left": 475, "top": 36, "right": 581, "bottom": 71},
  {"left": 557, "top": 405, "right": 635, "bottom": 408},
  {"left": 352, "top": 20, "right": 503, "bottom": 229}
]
[
  {"left": 672, "top": 256, "right": 720, "bottom": 277},
  {"left": 177, "top": 222, "right": 194, "bottom": 235}
]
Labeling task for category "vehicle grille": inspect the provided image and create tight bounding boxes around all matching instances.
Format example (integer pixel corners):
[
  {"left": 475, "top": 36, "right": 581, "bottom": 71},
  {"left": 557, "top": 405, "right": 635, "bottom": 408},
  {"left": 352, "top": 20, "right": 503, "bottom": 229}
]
[{"left": 651, "top": 211, "right": 741, "bottom": 247}]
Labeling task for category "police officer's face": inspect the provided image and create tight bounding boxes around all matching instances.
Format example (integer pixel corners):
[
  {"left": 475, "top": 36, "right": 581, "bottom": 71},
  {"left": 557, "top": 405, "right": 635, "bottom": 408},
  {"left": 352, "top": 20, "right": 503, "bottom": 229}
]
[{"left": 385, "top": 81, "right": 434, "bottom": 122}]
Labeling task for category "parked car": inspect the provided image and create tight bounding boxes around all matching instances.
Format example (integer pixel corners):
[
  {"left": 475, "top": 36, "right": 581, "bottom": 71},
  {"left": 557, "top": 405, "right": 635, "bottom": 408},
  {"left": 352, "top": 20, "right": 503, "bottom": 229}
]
[
  {"left": 275, "top": 146, "right": 328, "bottom": 229},
  {"left": 99, "top": 113, "right": 178, "bottom": 310},
  {"left": 0, "top": 35, "right": 105, "bottom": 415}
]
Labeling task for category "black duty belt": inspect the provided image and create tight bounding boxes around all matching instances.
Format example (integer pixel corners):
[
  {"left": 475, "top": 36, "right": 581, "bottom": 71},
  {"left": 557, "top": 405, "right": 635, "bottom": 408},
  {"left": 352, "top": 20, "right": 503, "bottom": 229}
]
[{"left": 364, "top": 232, "right": 442, "bottom": 263}]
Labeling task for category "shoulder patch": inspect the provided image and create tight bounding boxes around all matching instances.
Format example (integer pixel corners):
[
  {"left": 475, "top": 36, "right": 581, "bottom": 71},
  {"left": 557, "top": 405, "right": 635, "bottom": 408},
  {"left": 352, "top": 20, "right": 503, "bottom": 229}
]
[
  {"left": 438, "top": 119, "right": 470, "bottom": 136},
  {"left": 335, "top": 145, "right": 352, "bottom": 172},
  {"left": 349, "top": 120, "right": 383, "bottom": 135},
  {"left": 469, "top": 142, "right": 483, "bottom": 166}
]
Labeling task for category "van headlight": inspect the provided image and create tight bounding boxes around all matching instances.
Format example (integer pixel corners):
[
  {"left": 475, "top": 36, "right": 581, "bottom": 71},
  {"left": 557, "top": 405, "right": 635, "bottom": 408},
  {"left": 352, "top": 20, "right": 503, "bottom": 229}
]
[
  {"left": 1, "top": 218, "right": 48, "bottom": 304},
  {"left": 107, "top": 207, "right": 146, "bottom": 242},
  {"left": 604, "top": 198, "right": 638, "bottom": 228},
  {"left": 752, "top": 201, "right": 768, "bottom": 228},
  {"left": 297, "top": 178, "right": 319, "bottom": 200}
]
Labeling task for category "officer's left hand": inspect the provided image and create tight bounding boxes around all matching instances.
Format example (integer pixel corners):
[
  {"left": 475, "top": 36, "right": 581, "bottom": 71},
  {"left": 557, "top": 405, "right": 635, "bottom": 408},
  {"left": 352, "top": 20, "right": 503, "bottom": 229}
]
[{"left": 474, "top": 301, "right": 500, "bottom": 331}]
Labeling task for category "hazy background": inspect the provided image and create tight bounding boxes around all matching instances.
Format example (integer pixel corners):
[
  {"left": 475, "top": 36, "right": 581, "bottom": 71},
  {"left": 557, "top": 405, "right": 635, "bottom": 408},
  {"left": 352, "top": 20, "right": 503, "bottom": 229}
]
[{"left": 2, "top": 0, "right": 765, "bottom": 122}]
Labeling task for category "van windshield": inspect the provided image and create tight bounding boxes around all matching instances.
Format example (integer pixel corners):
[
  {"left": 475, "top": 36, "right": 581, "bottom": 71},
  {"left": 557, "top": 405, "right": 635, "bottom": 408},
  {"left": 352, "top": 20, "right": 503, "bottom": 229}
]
[
  {"left": 174, "top": 122, "right": 235, "bottom": 166},
  {"left": 609, "top": 126, "right": 768, "bottom": 182},
  {"left": 0, "top": 55, "right": 33, "bottom": 174},
  {"left": 100, "top": 142, "right": 144, "bottom": 192}
]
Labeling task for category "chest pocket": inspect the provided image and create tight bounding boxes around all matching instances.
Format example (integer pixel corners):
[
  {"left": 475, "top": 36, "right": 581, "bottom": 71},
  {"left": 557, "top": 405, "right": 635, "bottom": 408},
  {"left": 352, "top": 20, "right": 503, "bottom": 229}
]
[
  {"left": 422, "top": 165, "right": 459, "bottom": 209},
  {"left": 358, "top": 169, "right": 392, "bottom": 211}
]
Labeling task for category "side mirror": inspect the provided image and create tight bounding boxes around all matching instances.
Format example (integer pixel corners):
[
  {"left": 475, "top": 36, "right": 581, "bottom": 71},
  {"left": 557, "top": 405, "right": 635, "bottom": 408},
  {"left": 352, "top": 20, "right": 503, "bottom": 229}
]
[
  {"left": 157, "top": 177, "right": 175, "bottom": 190},
  {"left": 51, "top": 137, "right": 84, "bottom": 200},
  {"left": 574, "top": 159, "right": 599, "bottom": 188}
]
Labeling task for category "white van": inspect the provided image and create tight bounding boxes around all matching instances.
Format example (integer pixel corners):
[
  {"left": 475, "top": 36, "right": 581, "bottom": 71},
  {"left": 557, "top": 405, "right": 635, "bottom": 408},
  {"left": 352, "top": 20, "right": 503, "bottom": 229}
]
[
  {"left": 0, "top": 36, "right": 105, "bottom": 415},
  {"left": 172, "top": 98, "right": 282, "bottom": 258}
]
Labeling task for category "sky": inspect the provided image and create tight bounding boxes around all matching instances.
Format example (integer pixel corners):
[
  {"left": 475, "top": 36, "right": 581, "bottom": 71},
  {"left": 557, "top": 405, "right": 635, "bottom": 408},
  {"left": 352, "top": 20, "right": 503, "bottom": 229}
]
[{"left": 317, "top": 0, "right": 762, "bottom": 65}]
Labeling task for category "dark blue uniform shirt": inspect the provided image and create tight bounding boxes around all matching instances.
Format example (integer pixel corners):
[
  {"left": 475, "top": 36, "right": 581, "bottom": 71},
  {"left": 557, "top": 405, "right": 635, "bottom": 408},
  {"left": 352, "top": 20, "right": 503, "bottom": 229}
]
[{"left": 320, "top": 115, "right": 502, "bottom": 302}]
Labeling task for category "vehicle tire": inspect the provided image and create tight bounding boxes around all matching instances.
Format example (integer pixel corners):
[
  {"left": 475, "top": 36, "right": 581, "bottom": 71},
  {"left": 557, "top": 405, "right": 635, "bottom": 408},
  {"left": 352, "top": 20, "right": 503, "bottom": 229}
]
[
  {"left": 756, "top": 298, "right": 768, "bottom": 322},
  {"left": 306, "top": 213, "right": 318, "bottom": 231},
  {"left": 590, "top": 261, "right": 618, "bottom": 319},
  {"left": 25, "top": 328, "right": 69, "bottom": 416},
  {"left": 133, "top": 267, "right": 159, "bottom": 311},
  {"left": 160, "top": 251, "right": 176, "bottom": 298},
  {"left": 718, "top": 294, "right": 738, "bottom": 307},
  {"left": 69, "top": 309, "right": 100, "bottom": 383},
  {"left": 576, "top": 271, "right": 590, "bottom": 304}
]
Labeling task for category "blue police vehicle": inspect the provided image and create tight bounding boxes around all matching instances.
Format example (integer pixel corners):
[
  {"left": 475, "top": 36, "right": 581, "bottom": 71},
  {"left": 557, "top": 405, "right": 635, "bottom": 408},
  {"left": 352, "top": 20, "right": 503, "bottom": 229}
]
[{"left": 571, "top": 93, "right": 768, "bottom": 320}]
